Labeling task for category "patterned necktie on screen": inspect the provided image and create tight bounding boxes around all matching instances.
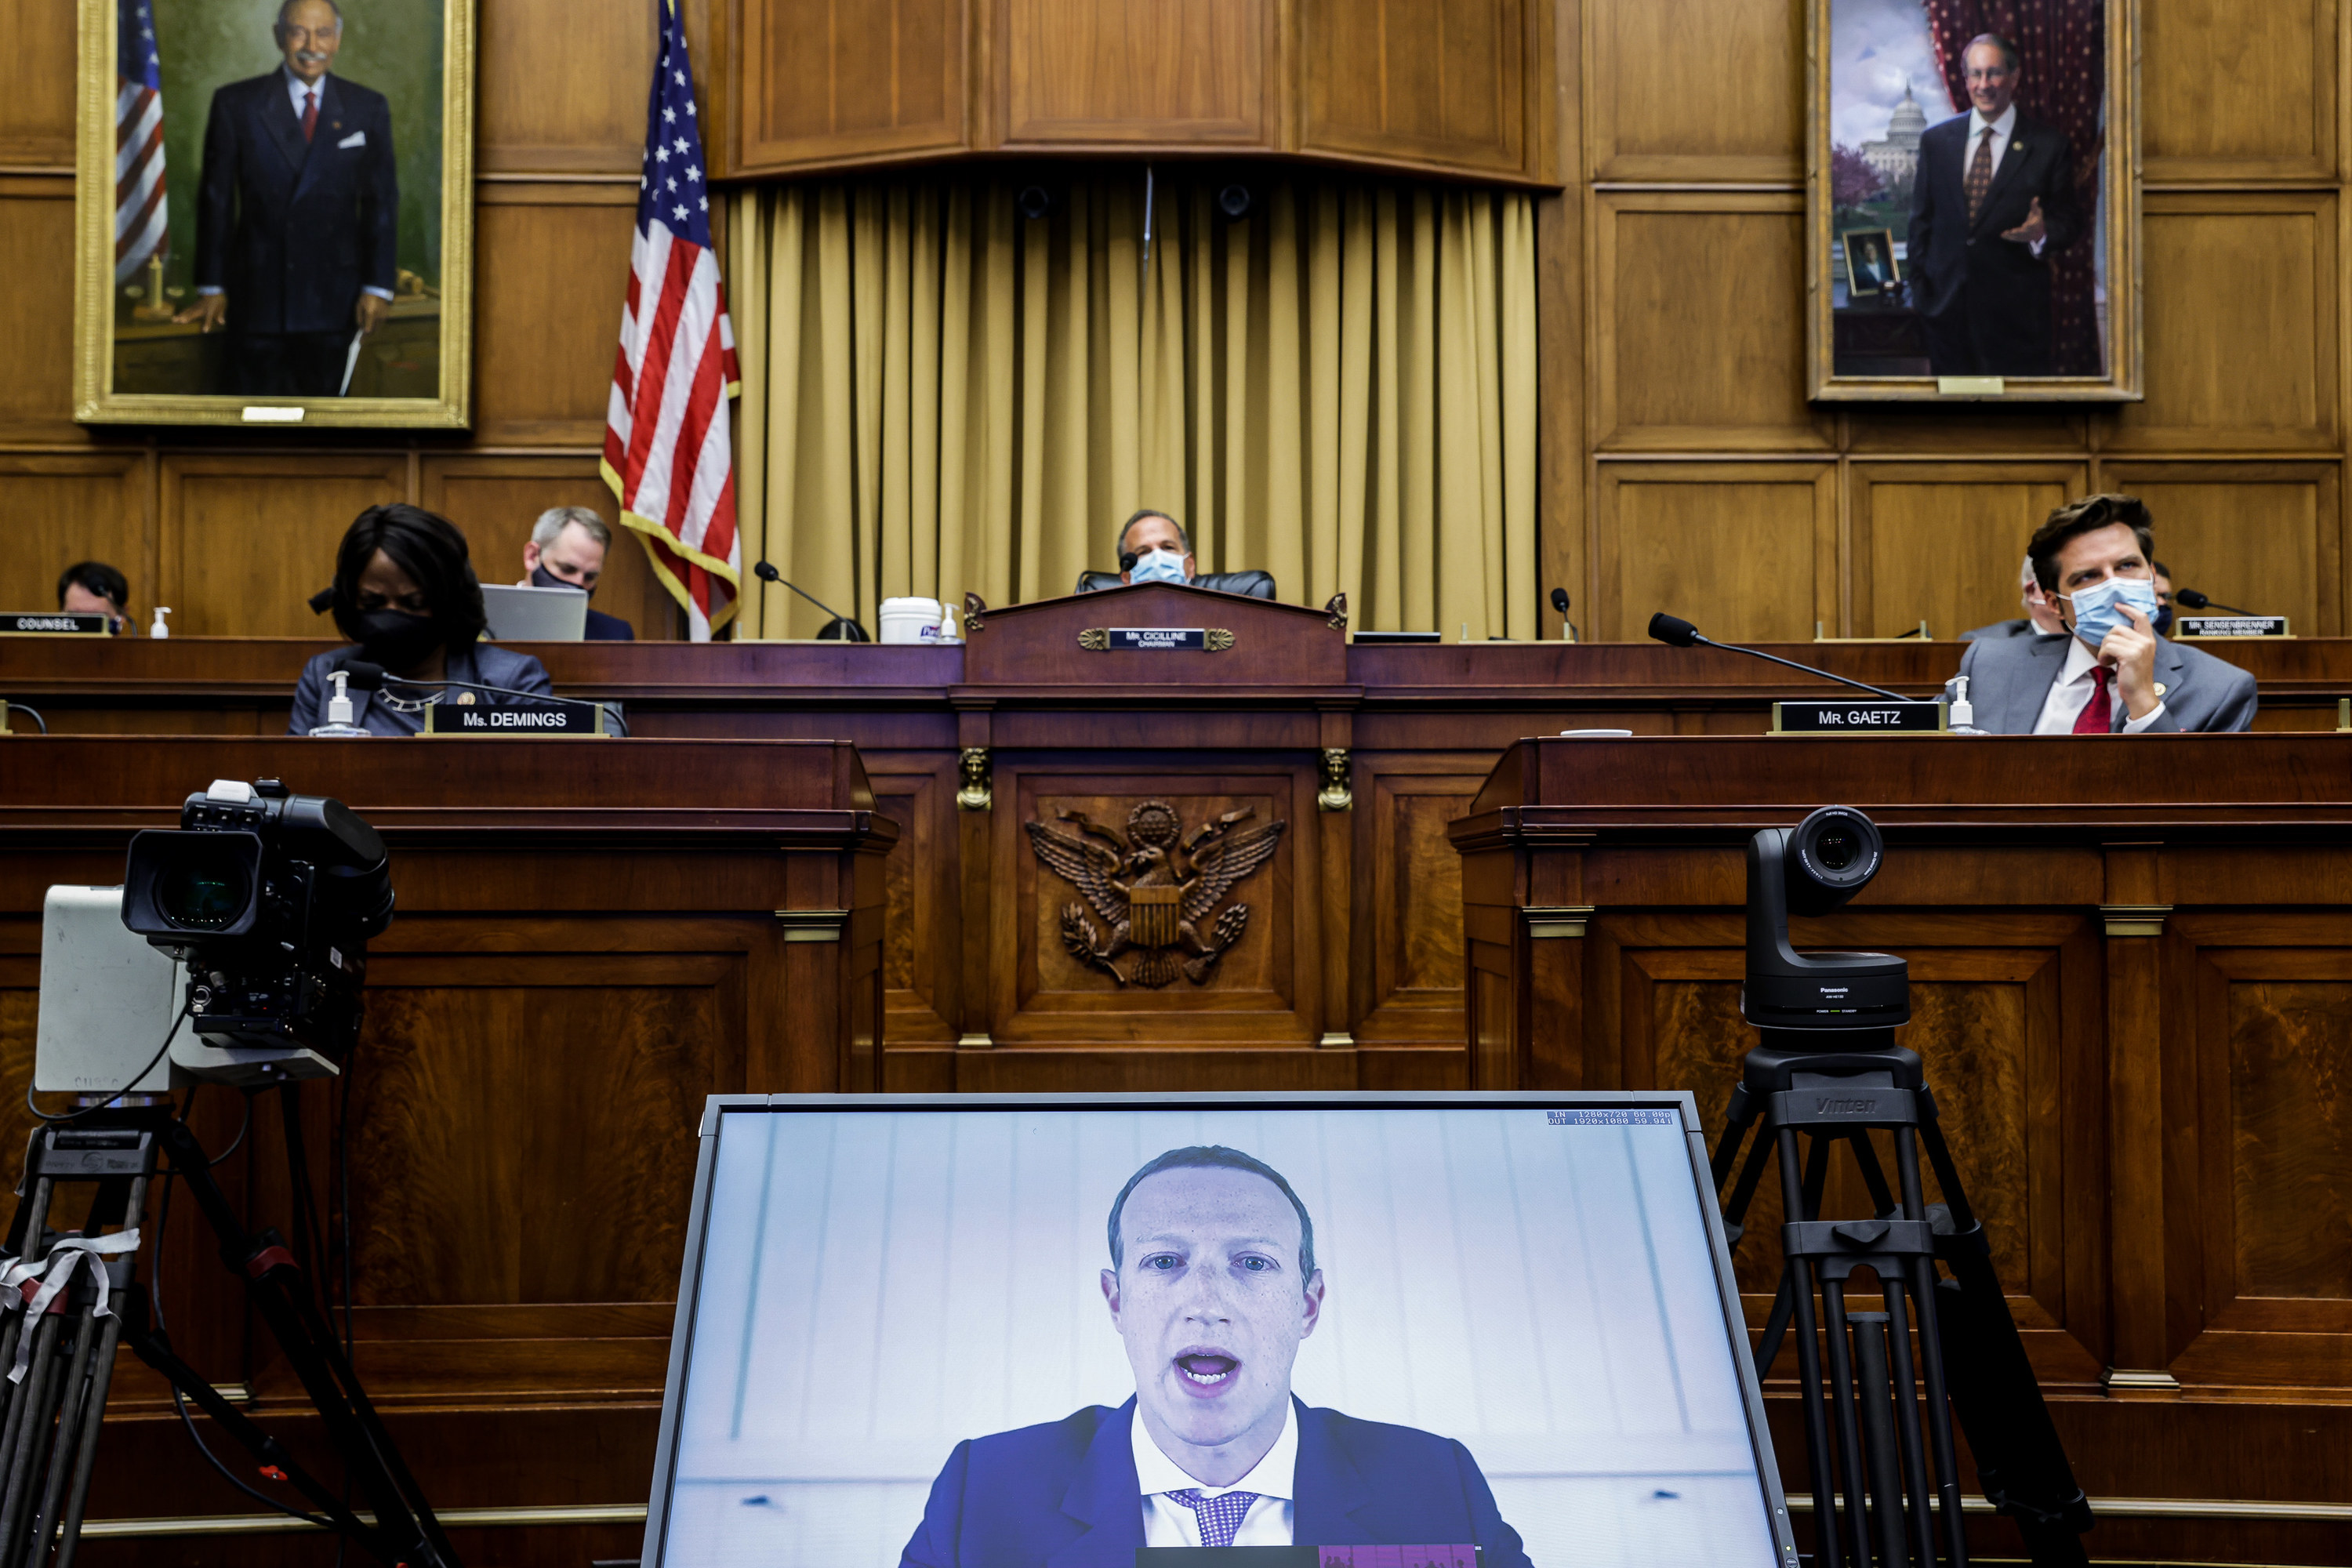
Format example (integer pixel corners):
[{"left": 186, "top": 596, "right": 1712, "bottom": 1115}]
[
  {"left": 1964, "top": 126, "right": 1994, "bottom": 223},
  {"left": 2071, "top": 665, "right": 2114, "bottom": 733},
  {"left": 300, "top": 87, "right": 318, "bottom": 143},
  {"left": 1167, "top": 1489, "right": 1261, "bottom": 1548}
]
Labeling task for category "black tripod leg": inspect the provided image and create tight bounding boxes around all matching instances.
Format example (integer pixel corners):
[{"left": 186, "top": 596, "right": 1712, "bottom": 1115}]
[
  {"left": 1777, "top": 1128, "right": 1844, "bottom": 1568},
  {"left": 1709, "top": 1085, "right": 1759, "bottom": 1189},
  {"left": 1851, "top": 1312, "right": 1909, "bottom": 1568},
  {"left": 1818, "top": 1277, "right": 1875, "bottom": 1568},
  {"left": 1880, "top": 1277, "right": 1939, "bottom": 1568},
  {"left": 1896, "top": 1134, "right": 1970, "bottom": 1566},
  {"left": 1849, "top": 1133, "right": 1899, "bottom": 1219}
]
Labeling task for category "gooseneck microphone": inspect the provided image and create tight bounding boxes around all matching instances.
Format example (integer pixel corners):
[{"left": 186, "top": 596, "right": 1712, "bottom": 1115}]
[
  {"left": 2175, "top": 588, "right": 2258, "bottom": 616},
  {"left": 1646, "top": 612, "right": 1912, "bottom": 702},
  {"left": 752, "top": 561, "right": 869, "bottom": 641},
  {"left": 335, "top": 659, "right": 630, "bottom": 735}
]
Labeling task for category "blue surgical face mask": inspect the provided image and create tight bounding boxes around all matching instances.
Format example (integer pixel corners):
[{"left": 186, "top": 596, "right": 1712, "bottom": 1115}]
[
  {"left": 1128, "top": 548, "right": 1189, "bottom": 586},
  {"left": 2062, "top": 575, "right": 2161, "bottom": 648}
]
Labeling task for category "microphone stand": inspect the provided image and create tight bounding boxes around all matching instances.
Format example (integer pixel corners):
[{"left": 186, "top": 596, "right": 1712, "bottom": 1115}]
[
  {"left": 339, "top": 662, "right": 630, "bottom": 736},
  {"left": 751, "top": 561, "right": 868, "bottom": 641},
  {"left": 1648, "top": 613, "right": 1915, "bottom": 703}
]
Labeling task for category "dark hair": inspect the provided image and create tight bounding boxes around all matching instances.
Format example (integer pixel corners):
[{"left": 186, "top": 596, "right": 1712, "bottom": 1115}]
[
  {"left": 1964, "top": 32, "right": 2020, "bottom": 73},
  {"left": 2152, "top": 559, "right": 2172, "bottom": 579},
  {"left": 2028, "top": 494, "right": 2155, "bottom": 593},
  {"left": 1115, "top": 508, "right": 1189, "bottom": 564},
  {"left": 56, "top": 561, "right": 129, "bottom": 612},
  {"left": 1108, "top": 1145, "right": 1316, "bottom": 1287},
  {"left": 330, "top": 503, "right": 486, "bottom": 651}
]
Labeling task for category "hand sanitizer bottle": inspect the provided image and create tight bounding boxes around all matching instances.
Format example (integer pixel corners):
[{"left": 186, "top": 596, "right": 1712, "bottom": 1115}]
[
  {"left": 148, "top": 606, "right": 171, "bottom": 639},
  {"left": 1950, "top": 674, "right": 1976, "bottom": 733},
  {"left": 307, "top": 670, "right": 371, "bottom": 737}
]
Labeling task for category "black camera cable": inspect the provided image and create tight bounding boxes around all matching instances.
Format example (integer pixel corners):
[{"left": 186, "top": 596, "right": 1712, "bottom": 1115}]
[
  {"left": 24, "top": 998, "right": 191, "bottom": 1127},
  {"left": 148, "top": 1087, "right": 331, "bottom": 1530}
]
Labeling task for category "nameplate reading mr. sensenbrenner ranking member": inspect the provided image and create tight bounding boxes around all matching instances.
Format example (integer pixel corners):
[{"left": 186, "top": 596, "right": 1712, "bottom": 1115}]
[{"left": 1771, "top": 699, "right": 1947, "bottom": 734}]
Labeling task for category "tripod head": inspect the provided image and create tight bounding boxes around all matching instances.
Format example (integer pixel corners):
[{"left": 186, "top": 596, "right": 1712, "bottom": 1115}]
[{"left": 1744, "top": 806, "right": 1908, "bottom": 1035}]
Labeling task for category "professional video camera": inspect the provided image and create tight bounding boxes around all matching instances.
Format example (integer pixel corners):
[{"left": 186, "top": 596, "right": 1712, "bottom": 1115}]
[
  {"left": 121, "top": 777, "right": 393, "bottom": 1077},
  {"left": 1715, "top": 805, "right": 2092, "bottom": 1568},
  {"left": 1742, "top": 804, "right": 1907, "bottom": 1033}
]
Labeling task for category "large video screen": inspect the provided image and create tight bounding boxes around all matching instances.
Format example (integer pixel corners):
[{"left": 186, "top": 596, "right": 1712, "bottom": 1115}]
[{"left": 645, "top": 1096, "right": 1791, "bottom": 1568}]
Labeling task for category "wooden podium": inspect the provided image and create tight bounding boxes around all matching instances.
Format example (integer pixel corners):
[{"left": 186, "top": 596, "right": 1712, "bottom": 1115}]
[
  {"left": 0, "top": 738, "right": 894, "bottom": 1557},
  {"left": 1450, "top": 734, "right": 2352, "bottom": 1561}
]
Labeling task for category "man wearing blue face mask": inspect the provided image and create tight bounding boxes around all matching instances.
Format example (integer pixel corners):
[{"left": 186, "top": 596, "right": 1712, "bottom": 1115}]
[
  {"left": 1077, "top": 510, "right": 1277, "bottom": 600},
  {"left": 1943, "top": 495, "right": 2257, "bottom": 734}
]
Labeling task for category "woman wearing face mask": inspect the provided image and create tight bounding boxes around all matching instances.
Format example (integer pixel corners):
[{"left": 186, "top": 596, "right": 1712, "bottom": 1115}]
[{"left": 289, "top": 504, "right": 555, "bottom": 736}]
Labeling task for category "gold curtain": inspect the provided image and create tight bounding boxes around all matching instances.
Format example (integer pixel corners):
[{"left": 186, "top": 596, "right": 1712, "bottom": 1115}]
[{"left": 730, "top": 176, "right": 1537, "bottom": 639}]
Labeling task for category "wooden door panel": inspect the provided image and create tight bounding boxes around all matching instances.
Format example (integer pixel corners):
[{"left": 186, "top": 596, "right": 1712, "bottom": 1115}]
[
  {"left": 869, "top": 753, "right": 961, "bottom": 1044},
  {"left": 1356, "top": 759, "right": 1486, "bottom": 1046}
]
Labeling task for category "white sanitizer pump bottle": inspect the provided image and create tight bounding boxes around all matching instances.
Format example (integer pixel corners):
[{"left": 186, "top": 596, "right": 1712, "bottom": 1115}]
[
  {"left": 307, "top": 670, "right": 371, "bottom": 738},
  {"left": 148, "top": 606, "right": 171, "bottom": 639}
]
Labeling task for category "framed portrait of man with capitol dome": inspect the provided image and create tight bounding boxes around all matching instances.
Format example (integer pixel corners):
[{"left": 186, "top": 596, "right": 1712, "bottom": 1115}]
[{"left": 1808, "top": 0, "right": 2140, "bottom": 403}]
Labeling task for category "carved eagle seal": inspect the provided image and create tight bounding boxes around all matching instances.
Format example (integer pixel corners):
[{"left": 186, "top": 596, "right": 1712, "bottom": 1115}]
[{"left": 1024, "top": 800, "right": 1287, "bottom": 987}]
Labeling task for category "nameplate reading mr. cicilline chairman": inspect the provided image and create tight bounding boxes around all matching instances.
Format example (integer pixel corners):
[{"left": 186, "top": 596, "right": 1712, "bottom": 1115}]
[
  {"left": 423, "top": 702, "right": 605, "bottom": 737},
  {"left": 1078, "top": 627, "right": 1234, "bottom": 652},
  {"left": 1771, "top": 699, "right": 1947, "bottom": 735}
]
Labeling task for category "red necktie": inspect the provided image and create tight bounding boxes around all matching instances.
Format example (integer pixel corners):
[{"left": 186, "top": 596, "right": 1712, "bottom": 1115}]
[
  {"left": 301, "top": 88, "right": 318, "bottom": 142},
  {"left": 2071, "top": 666, "right": 2114, "bottom": 733}
]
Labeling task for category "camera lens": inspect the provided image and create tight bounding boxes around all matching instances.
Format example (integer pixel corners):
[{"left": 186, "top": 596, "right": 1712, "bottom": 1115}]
[
  {"left": 1814, "top": 830, "right": 1858, "bottom": 870},
  {"left": 159, "top": 853, "right": 249, "bottom": 928}
]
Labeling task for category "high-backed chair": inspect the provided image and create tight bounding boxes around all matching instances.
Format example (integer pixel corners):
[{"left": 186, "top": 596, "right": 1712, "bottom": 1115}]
[{"left": 1073, "top": 569, "right": 1276, "bottom": 599}]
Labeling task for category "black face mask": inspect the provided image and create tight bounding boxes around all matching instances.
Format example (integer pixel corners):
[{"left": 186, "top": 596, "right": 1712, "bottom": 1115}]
[
  {"left": 530, "top": 564, "right": 593, "bottom": 600},
  {"left": 352, "top": 609, "right": 447, "bottom": 672},
  {"left": 2152, "top": 604, "right": 2173, "bottom": 637}
]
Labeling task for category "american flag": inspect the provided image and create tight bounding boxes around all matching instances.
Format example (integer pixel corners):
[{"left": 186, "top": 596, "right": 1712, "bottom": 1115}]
[
  {"left": 603, "top": 0, "right": 739, "bottom": 640},
  {"left": 114, "top": 0, "right": 168, "bottom": 285}
]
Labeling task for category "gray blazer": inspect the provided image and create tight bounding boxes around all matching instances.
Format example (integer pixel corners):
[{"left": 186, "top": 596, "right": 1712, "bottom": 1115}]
[
  {"left": 289, "top": 644, "right": 555, "bottom": 735},
  {"left": 1942, "top": 631, "right": 2259, "bottom": 734}
]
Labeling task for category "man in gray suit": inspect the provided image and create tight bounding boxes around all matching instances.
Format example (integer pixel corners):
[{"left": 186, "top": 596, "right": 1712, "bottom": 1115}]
[{"left": 1944, "top": 495, "right": 2258, "bottom": 733}]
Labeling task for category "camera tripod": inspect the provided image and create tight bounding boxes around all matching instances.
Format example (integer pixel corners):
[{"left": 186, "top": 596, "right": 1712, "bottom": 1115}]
[
  {"left": 1711, "top": 1030, "right": 2092, "bottom": 1568},
  {"left": 0, "top": 1102, "right": 457, "bottom": 1568}
]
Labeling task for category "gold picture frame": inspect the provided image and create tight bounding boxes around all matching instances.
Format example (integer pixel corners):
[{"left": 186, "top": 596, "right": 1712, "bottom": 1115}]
[
  {"left": 1808, "top": 0, "right": 2140, "bottom": 401},
  {"left": 73, "top": 0, "right": 475, "bottom": 427}
]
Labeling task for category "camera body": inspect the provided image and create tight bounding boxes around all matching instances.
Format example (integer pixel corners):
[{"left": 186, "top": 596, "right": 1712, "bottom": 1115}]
[
  {"left": 1743, "top": 805, "right": 1908, "bottom": 1032},
  {"left": 121, "top": 779, "right": 393, "bottom": 1068}
]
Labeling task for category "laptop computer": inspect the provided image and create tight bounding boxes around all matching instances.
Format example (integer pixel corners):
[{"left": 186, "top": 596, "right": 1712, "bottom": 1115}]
[{"left": 481, "top": 583, "right": 589, "bottom": 642}]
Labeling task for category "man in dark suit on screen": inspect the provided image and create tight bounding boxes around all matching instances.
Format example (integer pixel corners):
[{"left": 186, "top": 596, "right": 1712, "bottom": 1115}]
[
  {"left": 900, "top": 1146, "right": 1532, "bottom": 1567},
  {"left": 1907, "top": 34, "right": 2083, "bottom": 377},
  {"left": 175, "top": 0, "right": 397, "bottom": 397}
]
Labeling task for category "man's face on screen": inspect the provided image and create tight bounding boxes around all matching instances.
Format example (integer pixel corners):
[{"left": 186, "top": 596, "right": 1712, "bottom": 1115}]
[{"left": 1102, "top": 1167, "right": 1323, "bottom": 1478}]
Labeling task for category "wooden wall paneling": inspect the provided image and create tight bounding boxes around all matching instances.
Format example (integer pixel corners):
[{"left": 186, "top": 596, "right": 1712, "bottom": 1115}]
[
  {"left": 737, "top": 0, "right": 965, "bottom": 171},
  {"left": 2094, "top": 461, "right": 2342, "bottom": 637},
  {"left": 2143, "top": 0, "right": 2338, "bottom": 183},
  {"left": 1592, "top": 191, "right": 1831, "bottom": 452},
  {"left": 419, "top": 453, "right": 679, "bottom": 641},
  {"left": 159, "top": 452, "right": 408, "bottom": 637},
  {"left": 1350, "top": 753, "right": 1490, "bottom": 1052},
  {"left": 0, "top": 452, "right": 154, "bottom": 622},
  {"left": 0, "top": 179, "right": 93, "bottom": 445},
  {"left": 996, "top": 0, "right": 1269, "bottom": 147},
  {"left": 1298, "top": 0, "right": 1528, "bottom": 177},
  {"left": 865, "top": 750, "right": 964, "bottom": 1046},
  {"left": 1849, "top": 463, "right": 2087, "bottom": 639},
  {"left": 0, "top": 3, "right": 72, "bottom": 165},
  {"left": 2109, "top": 192, "right": 2339, "bottom": 455},
  {"left": 470, "top": 184, "right": 644, "bottom": 445},
  {"left": 478, "top": 0, "right": 660, "bottom": 172},
  {"left": 1584, "top": 0, "right": 1798, "bottom": 182},
  {"left": 1594, "top": 462, "right": 1836, "bottom": 641},
  {"left": 2172, "top": 915, "right": 2352, "bottom": 1392}
]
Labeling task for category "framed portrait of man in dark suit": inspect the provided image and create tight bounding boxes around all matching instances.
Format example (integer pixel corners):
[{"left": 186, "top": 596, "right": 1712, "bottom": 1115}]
[
  {"left": 1811, "top": 0, "right": 2140, "bottom": 401},
  {"left": 71, "top": 0, "right": 474, "bottom": 426}
]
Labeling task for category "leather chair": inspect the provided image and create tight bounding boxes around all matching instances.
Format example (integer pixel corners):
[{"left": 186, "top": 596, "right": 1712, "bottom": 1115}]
[{"left": 1075, "top": 569, "right": 1276, "bottom": 599}]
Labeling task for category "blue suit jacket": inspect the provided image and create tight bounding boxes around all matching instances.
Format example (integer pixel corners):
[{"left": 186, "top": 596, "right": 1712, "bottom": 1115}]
[
  {"left": 195, "top": 71, "right": 397, "bottom": 336},
  {"left": 289, "top": 644, "right": 553, "bottom": 736},
  {"left": 899, "top": 1399, "right": 1533, "bottom": 1568}
]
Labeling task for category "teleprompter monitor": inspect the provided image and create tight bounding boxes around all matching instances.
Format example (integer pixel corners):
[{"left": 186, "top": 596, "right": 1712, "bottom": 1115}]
[{"left": 642, "top": 1093, "right": 1798, "bottom": 1568}]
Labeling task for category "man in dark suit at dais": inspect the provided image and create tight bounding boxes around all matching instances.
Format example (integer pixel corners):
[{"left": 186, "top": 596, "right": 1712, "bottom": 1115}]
[
  {"left": 900, "top": 1145, "right": 1534, "bottom": 1567},
  {"left": 176, "top": 0, "right": 397, "bottom": 397},
  {"left": 1907, "top": 32, "right": 2084, "bottom": 377}
]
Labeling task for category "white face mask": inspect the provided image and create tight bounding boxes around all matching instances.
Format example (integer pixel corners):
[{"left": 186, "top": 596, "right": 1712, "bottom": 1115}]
[{"left": 1128, "top": 547, "right": 1188, "bottom": 586}]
